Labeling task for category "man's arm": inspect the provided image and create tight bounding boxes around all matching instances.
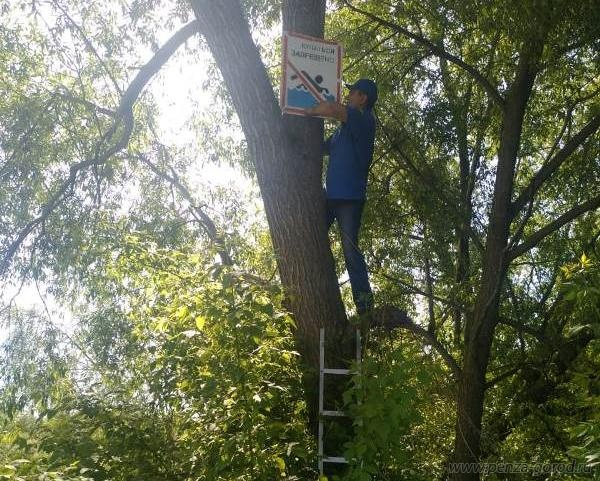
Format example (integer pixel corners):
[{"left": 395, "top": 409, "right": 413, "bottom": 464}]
[{"left": 304, "top": 101, "right": 347, "bottom": 122}]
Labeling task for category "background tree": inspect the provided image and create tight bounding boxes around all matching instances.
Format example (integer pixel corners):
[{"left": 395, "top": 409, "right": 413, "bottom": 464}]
[{"left": 330, "top": 1, "right": 600, "bottom": 478}]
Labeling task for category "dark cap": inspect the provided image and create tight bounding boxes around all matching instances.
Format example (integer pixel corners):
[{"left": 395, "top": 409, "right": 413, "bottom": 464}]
[{"left": 345, "top": 78, "right": 378, "bottom": 108}]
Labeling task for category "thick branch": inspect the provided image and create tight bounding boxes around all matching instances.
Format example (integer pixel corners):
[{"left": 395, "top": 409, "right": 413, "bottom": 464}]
[
  {"left": 343, "top": 0, "right": 505, "bottom": 107},
  {"left": 509, "top": 194, "right": 600, "bottom": 261},
  {"left": 0, "top": 21, "right": 199, "bottom": 275},
  {"left": 511, "top": 114, "right": 600, "bottom": 216},
  {"left": 117, "top": 21, "right": 199, "bottom": 114},
  {"left": 373, "top": 306, "right": 462, "bottom": 380}
]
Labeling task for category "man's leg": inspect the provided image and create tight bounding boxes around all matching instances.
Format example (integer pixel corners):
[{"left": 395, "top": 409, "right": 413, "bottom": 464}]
[{"left": 334, "top": 200, "right": 373, "bottom": 314}]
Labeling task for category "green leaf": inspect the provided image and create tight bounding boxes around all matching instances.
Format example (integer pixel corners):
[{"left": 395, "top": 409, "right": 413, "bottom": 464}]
[
  {"left": 176, "top": 305, "right": 189, "bottom": 320},
  {"left": 195, "top": 316, "right": 206, "bottom": 330},
  {"left": 274, "top": 456, "right": 285, "bottom": 473}
]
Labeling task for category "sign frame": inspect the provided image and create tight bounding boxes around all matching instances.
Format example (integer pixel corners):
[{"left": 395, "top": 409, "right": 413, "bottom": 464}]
[{"left": 280, "top": 31, "right": 342, "bottom": 116}]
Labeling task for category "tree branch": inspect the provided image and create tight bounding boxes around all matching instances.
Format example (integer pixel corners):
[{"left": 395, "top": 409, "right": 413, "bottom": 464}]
[
  {"left": 343, "top": 31, "right": 397, "bottom": 73},
  {"left": 373, "top": 306, "right": 462, "bottom": 380},
  {"left": 379, "top": 271, "right": 464, "bottom": 310},
  {"left": 117, "top": 21, "right": 199, "bottom": 115},
  {"left": 507, "top": 195, "right": 534, "bottom": 251},
  {"left": 485, "top": 365, "right": 522, "bottom": 389},
  {"left": 0, "top": 21, "right": 200, "bottom": 276},
  {"left": 137, "top": 152, "right": 233, "bottom": 266},
  {"left": 54, "top": 87, "right": 117, "bottom": 117},
  {"left": 508, "top": 194, "right": 600, "bottom": 261},
  {"left": 342, "top": 0, "right": 505, "bottom": 107},
  {"left": 50, "top": 0, "right": 123, "bottom": 96},
  {"left": 544, "top": 106, "right": 574, "bottom": 166},
  {"left": 377, "top": 114, "right": 485, "bottom": 253},
  {"left": 511, "top": 114, "right": 600, "bottom": 216},
  {"left": 424, "top": 249, "right": 436, "bottom": 335},
  {"left": 468, "top": 97, "right": 494, "bottom": 198},
  {"left": 498, "top": 317, "right": 547, "bottom": 344}
]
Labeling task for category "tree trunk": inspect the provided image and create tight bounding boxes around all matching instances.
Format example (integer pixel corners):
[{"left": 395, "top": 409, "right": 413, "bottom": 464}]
[{"left": 189, "top": 0, "right": 347, "bottom": 431}]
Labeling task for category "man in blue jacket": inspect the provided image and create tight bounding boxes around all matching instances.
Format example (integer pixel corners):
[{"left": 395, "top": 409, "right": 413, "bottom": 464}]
[{"left": 305, "top": 78, "right": 377, "bottom": 315}]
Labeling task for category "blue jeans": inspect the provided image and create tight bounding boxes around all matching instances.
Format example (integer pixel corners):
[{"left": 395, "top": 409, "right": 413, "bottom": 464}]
[{"left": 327, "top": 199, "right": 373, "bottom": 314}]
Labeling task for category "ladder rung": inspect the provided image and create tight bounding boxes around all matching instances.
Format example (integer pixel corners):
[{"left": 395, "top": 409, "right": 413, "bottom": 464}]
[
  {"left": 323, "top": 456, "right": 348, "bottom": 464},
  {"left": 322, "top": 368, "right": 351, "bottom": 375},
  {"left": 321, "top": 409, "right": 346, "bottom": 417}
]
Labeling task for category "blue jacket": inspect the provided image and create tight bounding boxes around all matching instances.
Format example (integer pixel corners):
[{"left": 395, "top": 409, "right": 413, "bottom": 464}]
[{"left": 325, "top": 106, "right": 375, "bottom": 200}]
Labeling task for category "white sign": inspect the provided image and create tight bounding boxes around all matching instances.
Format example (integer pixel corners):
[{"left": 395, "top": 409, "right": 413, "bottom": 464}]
[{"left": 280, "top": 32, "right": 342, "bottom": 116}]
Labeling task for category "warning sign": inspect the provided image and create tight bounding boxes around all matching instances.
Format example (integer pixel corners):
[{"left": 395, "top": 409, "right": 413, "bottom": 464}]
[{"left": 281, "top": 32, "right": 342, "bottom": 116}]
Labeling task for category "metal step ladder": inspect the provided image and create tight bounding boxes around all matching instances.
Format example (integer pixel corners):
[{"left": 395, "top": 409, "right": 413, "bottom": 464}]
[{"left": 318, "top": 327, "right": 361, "bottom": 475}]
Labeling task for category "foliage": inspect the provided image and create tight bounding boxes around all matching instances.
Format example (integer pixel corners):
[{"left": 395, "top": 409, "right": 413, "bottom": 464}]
[
  {"left": 478, "top": 253, "right": 600, "bottom": 480},
  {"left": 2, "top": 234, "right": 317, "bottom": 480},
  {"left": 341, "top": 335, "right": 450, "bottom": 481},
  {"left": 0, "top": 403, "right": 184, "bottom": 481},
  {"left": 0, "top": 311, "right": 73, "bottom": 418},
  {"left": 112, "top": 236, "right": 316, "bottom": 480},
  {"left": 562, "top": 255, "right": 600, "bottom": 472}
]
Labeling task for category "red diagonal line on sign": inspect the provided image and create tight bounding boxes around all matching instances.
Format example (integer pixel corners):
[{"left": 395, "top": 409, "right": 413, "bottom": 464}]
[{"left": 287, "top": 60, "right": 326, "bottom": 103}]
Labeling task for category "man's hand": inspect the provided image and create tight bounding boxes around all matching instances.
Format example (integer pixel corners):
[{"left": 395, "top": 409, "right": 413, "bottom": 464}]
[{"left": 304, "top": 101, "right": 347, "bottom": 122}]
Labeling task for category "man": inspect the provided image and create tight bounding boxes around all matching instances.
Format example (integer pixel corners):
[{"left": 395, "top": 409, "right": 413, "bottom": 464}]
[{"left": 305, "top": 78, "right": 377, "bottom": 315}]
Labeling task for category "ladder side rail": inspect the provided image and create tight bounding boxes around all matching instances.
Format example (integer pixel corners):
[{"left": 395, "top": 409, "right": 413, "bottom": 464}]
[{"left": 318, "top": 328, "right": 325, "bottom": 475}]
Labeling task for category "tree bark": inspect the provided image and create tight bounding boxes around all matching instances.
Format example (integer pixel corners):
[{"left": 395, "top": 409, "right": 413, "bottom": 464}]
[{"left": 189, "top": 0, "right": 347, "bottom": 431}]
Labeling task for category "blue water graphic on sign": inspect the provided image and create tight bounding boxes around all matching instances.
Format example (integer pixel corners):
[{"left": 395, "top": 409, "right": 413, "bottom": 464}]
[{"left": 287, "top": 85, "right": 336, "bottom": 108}]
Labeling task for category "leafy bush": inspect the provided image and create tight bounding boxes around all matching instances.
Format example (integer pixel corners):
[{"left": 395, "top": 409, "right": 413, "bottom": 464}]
[
  {"left": 111, "top": 237, "right": 317, "bottom": 480},
  {"left": 340, "top": 334, "right": 449, "bottom": 481}
]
